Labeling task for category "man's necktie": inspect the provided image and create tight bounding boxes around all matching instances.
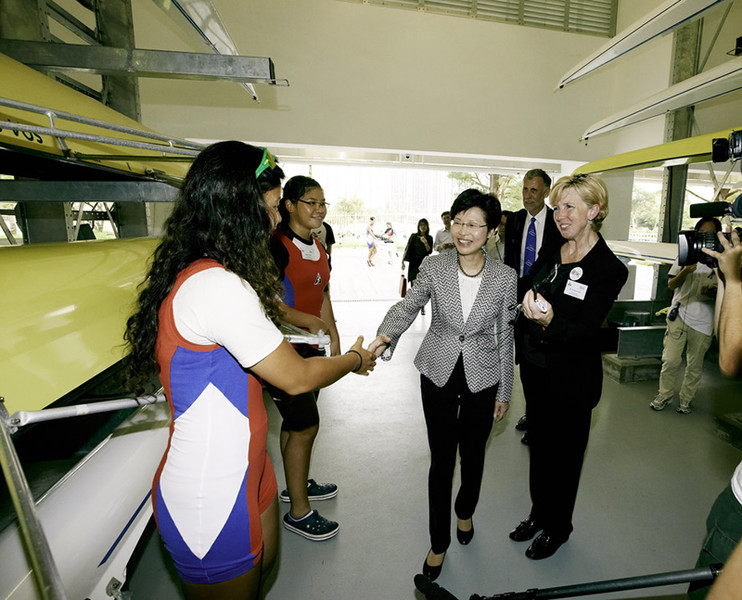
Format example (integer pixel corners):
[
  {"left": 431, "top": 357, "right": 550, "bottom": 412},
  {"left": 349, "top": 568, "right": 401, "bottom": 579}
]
[{"left": 523, "top": 217, "right": 537, "bottom": 276}]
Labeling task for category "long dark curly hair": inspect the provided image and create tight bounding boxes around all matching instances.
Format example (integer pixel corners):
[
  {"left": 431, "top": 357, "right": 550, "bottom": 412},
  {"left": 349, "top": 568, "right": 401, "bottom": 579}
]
[{"left": 124, "top": 141, "right": 285, "bottom": 392}]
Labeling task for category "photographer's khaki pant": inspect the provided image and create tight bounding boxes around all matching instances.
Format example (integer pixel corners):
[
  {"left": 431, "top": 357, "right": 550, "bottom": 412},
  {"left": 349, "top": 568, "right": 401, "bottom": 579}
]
[{"left": 657, "top": 316, "right": 713, "bottom": 407}]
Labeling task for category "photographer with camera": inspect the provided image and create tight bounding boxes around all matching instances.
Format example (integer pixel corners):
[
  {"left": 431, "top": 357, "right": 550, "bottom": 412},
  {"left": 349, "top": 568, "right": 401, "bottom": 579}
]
[
  {"left": 686, "top": 227, "right": 742, "bottom": 600},
  {"left": 649, "top": 217, "right": 721, "bottom": 414}
]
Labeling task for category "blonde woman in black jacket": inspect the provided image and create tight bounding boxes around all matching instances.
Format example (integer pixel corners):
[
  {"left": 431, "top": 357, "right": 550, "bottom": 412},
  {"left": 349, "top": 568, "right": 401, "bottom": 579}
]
[{"left": 509, "top": 174, "right": 628, "bottom": 561}]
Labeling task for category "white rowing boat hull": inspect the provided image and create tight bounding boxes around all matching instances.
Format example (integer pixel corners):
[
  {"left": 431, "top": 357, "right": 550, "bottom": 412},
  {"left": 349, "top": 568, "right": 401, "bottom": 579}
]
[
  {"left": 607, "top": 240, "right": 677, "bottom": 264},
  {"left": 0, "top": 402, "right": 170, "bottom": 600}
]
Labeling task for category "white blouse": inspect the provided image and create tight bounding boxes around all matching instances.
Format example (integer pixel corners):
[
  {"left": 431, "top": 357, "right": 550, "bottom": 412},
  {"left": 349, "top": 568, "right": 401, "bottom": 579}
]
[{"left": 458, "top": 271, "right": 483, "bottom": 323}]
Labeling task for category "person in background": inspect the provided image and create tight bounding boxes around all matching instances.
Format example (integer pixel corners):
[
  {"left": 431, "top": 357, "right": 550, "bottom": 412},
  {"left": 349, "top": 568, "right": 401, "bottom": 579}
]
[
  {"left": 269, "top": 175, "right": 343, "bottom": 541},
  {"left": 124, "top": 142, "right": 375, "bottom": 600},
  {"left": 509, "top": 174, "right": 628, "bottom": 561},
  {"left": 383, "top": 221, "right": 398, "bottom": 264},
  {"left": 650, "top": 217, "right": 721, "bottom": 414},
  {"left": 434, "top": 210, "right": 455, "bottom": 252},
  {"left": 371, "top": 190, "right": 517, "bottom": 582},
  {"left": 688, "top": 226, "right": 742, "bottom": 600},
  {"left": 402, "top": 218, "right": 433, "bottom": 315},
  {"left": 505, "top": 169, "right": 562, "bottom": 443},
  {"left": 485, "top": 209, "right": 510, "bottom": 261},
  {"left": 366, "top": 216, "right": 378, "bottom": 266},
  {"left": 311, "top": 220, "right": 336, "bottom": 255}
]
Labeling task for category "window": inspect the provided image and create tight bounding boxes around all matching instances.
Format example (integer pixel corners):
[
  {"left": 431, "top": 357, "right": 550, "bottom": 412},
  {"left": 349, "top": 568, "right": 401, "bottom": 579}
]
[{"left": 341, "top": 0, "right": 617, "bottom": 37}]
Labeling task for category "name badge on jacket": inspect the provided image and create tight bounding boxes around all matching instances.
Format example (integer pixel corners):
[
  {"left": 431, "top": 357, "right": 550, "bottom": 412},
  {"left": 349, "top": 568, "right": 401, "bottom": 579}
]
[{"left": 564, "top": 279, "right": 588, "bottom": 300}]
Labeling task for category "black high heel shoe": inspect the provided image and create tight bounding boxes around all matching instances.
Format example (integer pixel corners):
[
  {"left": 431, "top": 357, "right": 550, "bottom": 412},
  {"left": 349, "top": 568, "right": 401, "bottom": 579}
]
[
  {"left": 456, "top": 519, "right": 474, "bottom": 545},
  {"left": 422, "top": 550, "right": 445, "bottom": 581}
]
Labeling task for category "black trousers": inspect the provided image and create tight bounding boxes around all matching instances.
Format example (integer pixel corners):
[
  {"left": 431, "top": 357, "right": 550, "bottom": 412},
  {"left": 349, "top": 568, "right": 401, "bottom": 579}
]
[
  {"left": 421, "top": 356, "right": 497, "bottom": 554},
  {"left": 520, "top": 358, "right": 593, "bottom": 541}
]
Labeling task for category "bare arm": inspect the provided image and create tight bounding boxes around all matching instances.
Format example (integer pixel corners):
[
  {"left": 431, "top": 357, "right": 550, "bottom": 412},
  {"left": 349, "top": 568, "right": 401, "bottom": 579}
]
[
  {"left": 279, "top": 302, "right": 328, "bottom": 334},
  {"left": 704, "top": 229, "right": 742, "bottom": 378},
  {"left": 420, "top": 235, "right": 432, "bottom": 254},
  {"left": 251, "top": 336, "right": 375, "bottom": 396},
  {"left": 320, "top": 289, "right": 341, "bottom": 356},
  {"left": 719, "top": 279, "right": 742, "bottom": 378},
  {"left": 668, "top": 264, "right": 696, "bottom": 291},
  {"left": 708, "top": 539, "right": 742, "bottom": 600},
  {"left": 703, "top": 231, "right": 742, "bottom": 600}
]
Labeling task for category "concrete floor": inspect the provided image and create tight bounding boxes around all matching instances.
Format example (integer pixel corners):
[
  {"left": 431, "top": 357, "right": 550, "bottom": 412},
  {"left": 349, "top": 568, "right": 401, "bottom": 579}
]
[{"left": 125, "top": 247, "right": 742, "bottom": 600}]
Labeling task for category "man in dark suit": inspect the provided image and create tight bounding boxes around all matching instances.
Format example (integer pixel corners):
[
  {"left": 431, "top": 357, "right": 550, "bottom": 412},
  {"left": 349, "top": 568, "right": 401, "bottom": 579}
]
[{"left": 504, "top": 169, "right": 562, "bottom": 442}]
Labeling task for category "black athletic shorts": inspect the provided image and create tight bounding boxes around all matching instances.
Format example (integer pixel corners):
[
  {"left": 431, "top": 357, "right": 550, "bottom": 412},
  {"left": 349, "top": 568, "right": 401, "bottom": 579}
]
[{"left": 266, "top": 344, "right": 324, "bottom": 431}]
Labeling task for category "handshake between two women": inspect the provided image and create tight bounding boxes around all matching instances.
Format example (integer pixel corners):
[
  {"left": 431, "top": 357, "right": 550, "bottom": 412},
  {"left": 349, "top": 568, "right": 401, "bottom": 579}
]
[{"left": 345, "top": 334, "right": 392, "bottom": 375}]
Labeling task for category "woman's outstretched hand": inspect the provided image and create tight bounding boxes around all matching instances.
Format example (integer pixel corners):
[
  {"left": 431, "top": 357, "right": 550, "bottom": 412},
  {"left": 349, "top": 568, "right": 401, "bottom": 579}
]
[
  {"left": 368, "top": 334, "right": 391, "bottom": 357},
  {"left": 349, "top": 336, "right": 377, "bottom": 376}
]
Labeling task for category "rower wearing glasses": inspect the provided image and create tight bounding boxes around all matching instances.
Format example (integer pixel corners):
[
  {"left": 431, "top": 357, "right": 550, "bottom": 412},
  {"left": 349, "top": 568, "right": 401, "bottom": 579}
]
[{"left": 268, "top": 175, "right": 343, "bottom": 542}]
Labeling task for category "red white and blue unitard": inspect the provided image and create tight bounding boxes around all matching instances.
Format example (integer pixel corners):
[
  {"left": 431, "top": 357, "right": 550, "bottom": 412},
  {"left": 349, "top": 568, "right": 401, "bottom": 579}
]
[
  {"left": 268, "top": 228, "right": 331, "bottom": 429},
  {"left": 153, "top": 259, "right": 283, "bottom": 584},
  {"left": 271, "top": 228, "right": 330, "bottom": 316}
]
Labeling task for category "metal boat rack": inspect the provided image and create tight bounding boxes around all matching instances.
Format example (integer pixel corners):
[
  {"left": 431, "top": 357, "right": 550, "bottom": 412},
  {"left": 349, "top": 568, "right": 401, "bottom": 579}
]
[{"left": 0, "top": 96, "right": 204, "bottom": 163}]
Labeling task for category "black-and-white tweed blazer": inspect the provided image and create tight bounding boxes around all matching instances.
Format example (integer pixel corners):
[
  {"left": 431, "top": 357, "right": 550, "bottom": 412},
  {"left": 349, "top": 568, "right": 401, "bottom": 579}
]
[{"left": 377, "top": 250, "right": 517, "bottom": 401}]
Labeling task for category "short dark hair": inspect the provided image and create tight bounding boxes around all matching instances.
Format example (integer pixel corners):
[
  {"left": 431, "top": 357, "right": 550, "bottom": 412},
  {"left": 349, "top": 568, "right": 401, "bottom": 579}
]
[
  {"left": 694, "top": 217, "right": 722, "bottom": 232},
  {"left": 524, "top": 169, "right": 551, "bottom": 188},
  {"left": 450, "top": 189, "right": 501, "bottom": 231},
  {"left": 283, "top": 175, "right": 321, "bottom": 200},
  {"left": 441, "top": 211, "right": 451, "bottom": 218}
]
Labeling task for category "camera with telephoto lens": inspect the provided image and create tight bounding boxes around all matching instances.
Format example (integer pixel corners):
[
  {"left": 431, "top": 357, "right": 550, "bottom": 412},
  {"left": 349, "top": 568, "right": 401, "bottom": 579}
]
[
  {"left": 712, "top": 129, "right": 742, "bottom": 163},
  {"left": 678, "top": 227, "right": 742, "bottom": 267}
]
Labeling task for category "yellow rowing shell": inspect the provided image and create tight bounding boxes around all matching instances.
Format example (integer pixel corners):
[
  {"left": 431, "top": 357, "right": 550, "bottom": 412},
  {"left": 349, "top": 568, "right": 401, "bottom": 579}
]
[
  {"left": 0, "top": 52, "right": 190, "bottom": 183},
  {"left": 0, "top": 238, "right": 158, "bottom": 415},
  {"left": 574, "top": 126, "right": 741, "bottom": 175}
]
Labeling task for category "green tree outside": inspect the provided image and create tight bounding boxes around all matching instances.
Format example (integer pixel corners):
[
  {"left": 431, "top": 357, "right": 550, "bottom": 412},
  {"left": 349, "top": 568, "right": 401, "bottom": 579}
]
[
  {"left": 631, "top": 186, "right": 661, "bottom": 231},
  {"left": 447, "top": 172, "right": 521, "bottom": 212},
  {"left": 331, "top": 195, "right": 367, "bottom": 216}
]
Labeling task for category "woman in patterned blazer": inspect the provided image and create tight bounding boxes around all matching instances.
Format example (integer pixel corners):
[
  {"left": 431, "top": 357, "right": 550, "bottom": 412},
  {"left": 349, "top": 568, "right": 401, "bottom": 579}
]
[{"left": 370, "top": 189, "right": 517, "bottom": 581}]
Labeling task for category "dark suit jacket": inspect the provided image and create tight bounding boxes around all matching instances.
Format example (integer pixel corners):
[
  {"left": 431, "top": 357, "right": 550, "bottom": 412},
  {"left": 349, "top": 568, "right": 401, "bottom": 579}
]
[
  {"left": 377, "top": 250, "right": 517, "bottom": 399},
  {"left": 504, "top": 207, "right": 562, "bottom": 298},
  {"left": 517, "top": 234, "right": 628, "bottom": 408}
]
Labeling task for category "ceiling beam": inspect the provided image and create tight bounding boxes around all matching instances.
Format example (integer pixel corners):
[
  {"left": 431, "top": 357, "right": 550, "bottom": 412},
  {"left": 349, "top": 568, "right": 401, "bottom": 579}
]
[
  {"left": 0, "top": 39, "right": 282, "bottom": 84},
  {"left": 0, "top": 180, "right": 179, "bottom": 203}
]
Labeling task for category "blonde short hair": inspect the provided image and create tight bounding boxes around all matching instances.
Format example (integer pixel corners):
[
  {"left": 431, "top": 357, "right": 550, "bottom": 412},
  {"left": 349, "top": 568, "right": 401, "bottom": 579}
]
[{"left": 549, "top": 174, "right": 609, "bottom": 232}]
